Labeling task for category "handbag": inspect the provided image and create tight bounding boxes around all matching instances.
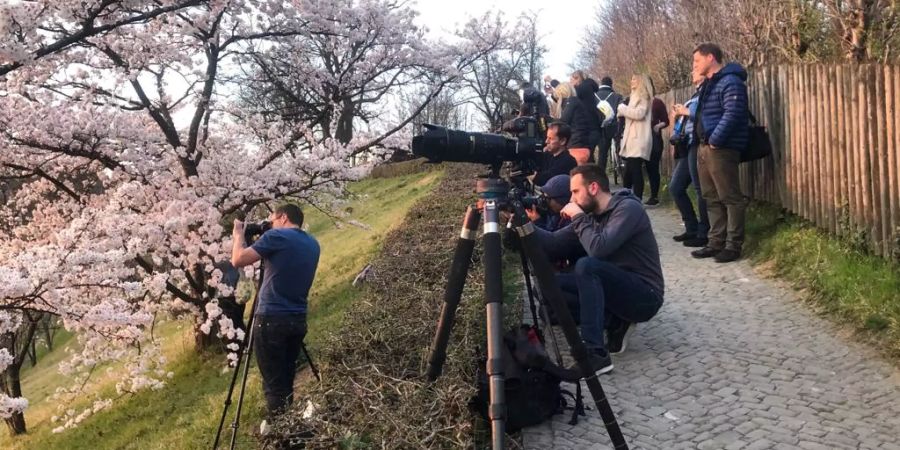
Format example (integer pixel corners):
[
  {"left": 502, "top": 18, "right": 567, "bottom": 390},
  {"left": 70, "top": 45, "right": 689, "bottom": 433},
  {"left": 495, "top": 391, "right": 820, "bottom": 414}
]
[{"left": 741, "top": 112, "right": 773, "bottom": 162}]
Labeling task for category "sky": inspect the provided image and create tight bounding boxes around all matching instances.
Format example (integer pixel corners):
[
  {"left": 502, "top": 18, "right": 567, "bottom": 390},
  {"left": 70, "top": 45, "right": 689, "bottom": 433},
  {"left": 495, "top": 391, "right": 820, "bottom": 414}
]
[{"left": 413, "top": 0, "right": 600, "bottom": 81}]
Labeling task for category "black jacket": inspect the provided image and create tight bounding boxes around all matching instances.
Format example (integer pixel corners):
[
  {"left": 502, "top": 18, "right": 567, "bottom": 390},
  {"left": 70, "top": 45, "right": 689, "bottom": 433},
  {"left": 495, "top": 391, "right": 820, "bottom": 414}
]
[
  {"left": 561, "top": 78, "right": 603, "bottom": 148},
  {"left": 595, "top": 84, "right": 623, "bottom": 134}
]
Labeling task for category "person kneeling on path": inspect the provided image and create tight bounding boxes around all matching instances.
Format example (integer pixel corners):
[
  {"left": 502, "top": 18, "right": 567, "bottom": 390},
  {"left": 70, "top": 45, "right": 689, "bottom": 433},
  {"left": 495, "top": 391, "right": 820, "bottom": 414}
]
[{"left": 534, "top": 165, "right": 664, "bottom": 375}]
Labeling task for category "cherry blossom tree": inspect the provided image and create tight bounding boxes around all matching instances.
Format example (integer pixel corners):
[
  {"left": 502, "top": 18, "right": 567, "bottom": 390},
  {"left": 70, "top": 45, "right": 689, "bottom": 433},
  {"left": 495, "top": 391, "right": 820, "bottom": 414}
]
[{"left": 0, "top": 0, "right": 502, "bottom": 434}]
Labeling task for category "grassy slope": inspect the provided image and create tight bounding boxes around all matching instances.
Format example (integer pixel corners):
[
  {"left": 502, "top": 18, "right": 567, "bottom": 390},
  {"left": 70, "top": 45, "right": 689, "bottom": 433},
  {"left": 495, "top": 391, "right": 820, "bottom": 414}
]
[
  {"left": 742, "top": 203, "right": 900, "bottom": 357},
  {"left": 2, "top": 167, "right": 443, "bottom": 450}
]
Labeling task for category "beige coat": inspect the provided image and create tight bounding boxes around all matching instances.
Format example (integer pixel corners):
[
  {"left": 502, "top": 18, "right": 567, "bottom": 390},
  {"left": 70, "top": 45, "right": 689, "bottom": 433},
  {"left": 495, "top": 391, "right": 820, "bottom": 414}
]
[{"left": 618, "top": 97, "right": 652, "bottom": 160}]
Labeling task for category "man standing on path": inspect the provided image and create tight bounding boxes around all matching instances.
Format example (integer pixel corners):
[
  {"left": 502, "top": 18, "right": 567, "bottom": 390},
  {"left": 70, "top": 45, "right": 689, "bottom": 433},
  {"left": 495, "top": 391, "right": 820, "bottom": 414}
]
[{"left": 690, "top": 43, "right": 750, "bottom": 263}]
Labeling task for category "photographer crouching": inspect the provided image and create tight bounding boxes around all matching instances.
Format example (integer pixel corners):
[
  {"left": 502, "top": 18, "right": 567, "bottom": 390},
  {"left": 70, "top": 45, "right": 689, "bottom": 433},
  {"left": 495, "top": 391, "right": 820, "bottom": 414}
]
[
  {"left": 230, "top": 204, "right": 321, "bottom": 433},
  {"left": 534, "top": 165, "right": 664, "bottom": 375}
]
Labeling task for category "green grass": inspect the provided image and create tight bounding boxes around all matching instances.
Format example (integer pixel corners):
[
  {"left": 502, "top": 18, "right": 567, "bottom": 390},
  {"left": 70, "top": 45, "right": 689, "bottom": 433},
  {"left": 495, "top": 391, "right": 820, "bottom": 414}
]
[
  {"left": 2, "top": 168, "right": 444, "bottom": 449},
  {"left": 741, "top": 202, "right": 900, "bottom": 356}
]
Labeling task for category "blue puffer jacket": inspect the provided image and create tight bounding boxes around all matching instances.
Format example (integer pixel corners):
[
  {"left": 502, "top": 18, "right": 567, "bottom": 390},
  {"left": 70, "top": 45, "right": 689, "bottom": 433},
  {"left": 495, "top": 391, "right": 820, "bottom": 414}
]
[{"left": 696, "top": 63, "right": 749, "bottom": 151}]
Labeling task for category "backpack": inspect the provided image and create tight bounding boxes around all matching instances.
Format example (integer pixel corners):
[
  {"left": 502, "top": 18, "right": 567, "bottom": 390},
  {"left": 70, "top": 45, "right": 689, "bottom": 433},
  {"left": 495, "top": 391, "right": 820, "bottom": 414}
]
[
  {"left": 595, "top": 91, "right": 617, "bottom": 128},
  {"left": 472, "top": 325, "right": 584, "bottom": 432},
  {"left": 741, "top": 112, "right": 773, "bottom": 163}
]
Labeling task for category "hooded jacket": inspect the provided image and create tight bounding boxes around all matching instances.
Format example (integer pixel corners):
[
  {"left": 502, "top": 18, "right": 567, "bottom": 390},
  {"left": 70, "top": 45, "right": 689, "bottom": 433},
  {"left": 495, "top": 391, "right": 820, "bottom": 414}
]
[
  {"left": 696, "top": 62, "right": 750, "bottom": 151},
  {"left": 561, "top": 78, "right": 603, "bottom": 148},
  {"left": 533, "top": 189, "right": 665, "bottom": 295}
]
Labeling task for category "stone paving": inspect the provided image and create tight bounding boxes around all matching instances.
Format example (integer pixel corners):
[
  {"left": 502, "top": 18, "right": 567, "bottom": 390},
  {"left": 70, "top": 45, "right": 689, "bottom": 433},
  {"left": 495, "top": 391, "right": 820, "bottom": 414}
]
[{"left": 520, "top": 207, "right": 900, "bottom": 450}]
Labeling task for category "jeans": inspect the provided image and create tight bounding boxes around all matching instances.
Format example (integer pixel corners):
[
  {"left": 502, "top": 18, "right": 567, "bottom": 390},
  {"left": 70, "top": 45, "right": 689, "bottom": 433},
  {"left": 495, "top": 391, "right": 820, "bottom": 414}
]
[
  {"left": 253, "top": 313, "right": 308, "bottom": 416},
  {"left": 698, "top": 144, "right": 748, "bottom": 251},
  {"left": 623, "top": 157, "right": 645, "bottom": 199},
  {"left": 669, "top": 145, "right": 709, "bottom": 238},
  {"left": 646, "top": 133, "right": 663, "bottom": 199},
  {"left": 557, "top": 257, "right": 663, "bottom": 352}
]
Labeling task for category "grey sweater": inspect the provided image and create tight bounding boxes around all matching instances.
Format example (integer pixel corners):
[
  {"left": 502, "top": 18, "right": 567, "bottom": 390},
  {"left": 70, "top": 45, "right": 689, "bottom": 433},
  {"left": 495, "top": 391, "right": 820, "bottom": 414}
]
[{"left": 533, "top": 190, "right": 665, "bottom": 295}]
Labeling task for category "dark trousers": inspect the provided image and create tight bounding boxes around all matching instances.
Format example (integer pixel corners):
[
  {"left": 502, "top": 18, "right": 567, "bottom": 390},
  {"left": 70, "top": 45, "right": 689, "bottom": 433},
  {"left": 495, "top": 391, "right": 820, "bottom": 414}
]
[
  {"left": 670, "top": 145, "right": 709, "bottom": 238},
  {"left": 623, "top": 157, "right": 645, "bottom": 199},
  {"left": 253, "top": 313, "right": 307, "bottom": 416},
  {"left": 646, "top": 133, "right": 663, "bottom": 199},
  {"left": 557, "top": 257, "right": 663, "bottom": 352},
  {"left": 698, "top": 144, "right": 748, "bottom": 251},
  {"left": 596, "top": 132, "right": 614, "bottom": 174}
]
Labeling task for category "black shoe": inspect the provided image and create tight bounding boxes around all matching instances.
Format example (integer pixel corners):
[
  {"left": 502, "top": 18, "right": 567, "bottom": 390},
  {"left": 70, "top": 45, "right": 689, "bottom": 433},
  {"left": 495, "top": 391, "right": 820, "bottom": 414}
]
[
  {"left": 607, "top": 322, "right": 635, "bottom": 355},
  {"left": 644, "top": 198, "right": 660, "bottom": 206},
  {"left": 673, "top": 232, "right": 693, "bottom": 242},
  {"left": 714, "top": 249, "right": 741, "bottom": 263},
  {"left": 691, "top": 246, "right": 721, "bottom": 259},
  {"left": 683, "top": 237, "right": 709, "bottom": 248},
  {"left": 585, "top": 350, "right": 614, "bottom": 376}
]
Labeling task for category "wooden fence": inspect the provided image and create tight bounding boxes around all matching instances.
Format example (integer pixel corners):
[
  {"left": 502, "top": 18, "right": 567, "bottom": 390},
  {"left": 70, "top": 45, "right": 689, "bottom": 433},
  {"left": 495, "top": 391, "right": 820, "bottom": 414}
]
[{"left": 659, "top": 64, "right": 900, "bottom": 260}]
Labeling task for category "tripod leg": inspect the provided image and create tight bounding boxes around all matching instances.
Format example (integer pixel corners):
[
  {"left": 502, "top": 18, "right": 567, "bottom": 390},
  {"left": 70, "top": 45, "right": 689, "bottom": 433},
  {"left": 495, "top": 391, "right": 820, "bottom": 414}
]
[
  {"left": 510, "top": 206, "right": 629, "bottom": 450},
  {"left": 229, "top": 320, "right": 258, "bottom": 450},
  {"left": 300, "top": 341, "right": 321, "bottom": 382},
  {"left": 426, "top": 206, "right": 481, "bottom": 382},
  {"left": 482, "top": 200, "right": 506, "bottom": 450},
  {"left": 213, "top": 267, "right": 264, "bottom": 450}
]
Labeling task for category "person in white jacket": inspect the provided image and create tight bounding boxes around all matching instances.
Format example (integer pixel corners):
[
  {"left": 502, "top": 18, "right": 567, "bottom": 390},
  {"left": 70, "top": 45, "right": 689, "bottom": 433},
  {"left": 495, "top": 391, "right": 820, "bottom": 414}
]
[{"left": 617, "top": 74, "right": 654, "bottom": 200}]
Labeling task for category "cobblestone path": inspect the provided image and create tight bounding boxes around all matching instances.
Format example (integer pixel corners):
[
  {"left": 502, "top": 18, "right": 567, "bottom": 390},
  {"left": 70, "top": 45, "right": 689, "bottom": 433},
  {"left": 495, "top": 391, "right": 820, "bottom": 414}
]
[{"left": 521, "top": 207, "right": 900, "bottom": 450}]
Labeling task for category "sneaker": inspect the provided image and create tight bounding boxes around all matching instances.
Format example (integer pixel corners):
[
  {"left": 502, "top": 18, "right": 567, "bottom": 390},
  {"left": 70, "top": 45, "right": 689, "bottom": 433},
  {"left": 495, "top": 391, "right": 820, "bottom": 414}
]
[
  {"left": 607, "top": 322, "right": 635, "bottom": 355},
  {"left": 673, "top": 232, "right": 693, "bottom": 242},
  {"left": 644, "top": 198, "right": 660, "bottom": 206},
  {"left": 691, "top": 246, "right": 721, "bottom": 259},
  {"left": 583, "top": 350, "right": 614, "bottom": 376},
  {"left": 683, "top": 237, "right": 709, "bottom": 248},
  {"left": 714, "top": 249, "right": 741, "bottom": 263},
  {"left": 259, "top": 419, "right": 271, "bottom": 436}
]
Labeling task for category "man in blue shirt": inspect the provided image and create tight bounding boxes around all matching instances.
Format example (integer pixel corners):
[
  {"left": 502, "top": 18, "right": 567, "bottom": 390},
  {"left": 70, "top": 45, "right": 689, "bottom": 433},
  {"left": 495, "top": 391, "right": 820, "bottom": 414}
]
[{"left": 230, "top": 204, "right": 320, "bottom": 424}]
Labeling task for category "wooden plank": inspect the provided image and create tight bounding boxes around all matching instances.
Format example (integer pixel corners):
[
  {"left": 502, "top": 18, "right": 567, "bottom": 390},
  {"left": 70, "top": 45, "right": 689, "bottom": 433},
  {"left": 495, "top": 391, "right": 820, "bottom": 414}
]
[
  {"left": 850, "top": 65, "right": 863, "bottom": 231},
  {"left": 835, "top": 64, "right": 849, "bottom": 232},
  {"left": 799, "top": 65, "right": 809, "bottom": 221},
  {"left": 872, "top": 66, "right": 891, "bottom": 255},
  {"left": 863, "top": 64, "right": 877, "bottom": 253},
  {"left": 828, "top": 65, "right": 839, "bottom": 233},
  {"left": 817, "top": 64, "right": 830, "bottom": 231},
  {"left": 783, "top": 65, "right": 793, "bottom": 209},
  {"left": 892, "top": 65, "right": 900, "bottom": 259},
  {"left": 810, "top": 64, "right": 820, "bottom": 226}
]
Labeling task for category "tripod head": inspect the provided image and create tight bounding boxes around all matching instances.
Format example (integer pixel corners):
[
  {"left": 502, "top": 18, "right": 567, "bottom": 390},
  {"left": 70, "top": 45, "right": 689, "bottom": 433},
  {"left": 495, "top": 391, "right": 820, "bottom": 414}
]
[{"left": 476, "top": 164, "right": 533, "bottom": 211}]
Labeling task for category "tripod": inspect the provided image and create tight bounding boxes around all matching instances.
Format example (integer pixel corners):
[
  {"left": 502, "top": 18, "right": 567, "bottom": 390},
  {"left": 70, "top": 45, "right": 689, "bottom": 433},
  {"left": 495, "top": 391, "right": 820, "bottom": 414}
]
[
  {"left": 425, "top": 172, "right": 628, "bottom": 450},
  {"left": 212, "top": 265, "right": 321, "bottom": 450}
]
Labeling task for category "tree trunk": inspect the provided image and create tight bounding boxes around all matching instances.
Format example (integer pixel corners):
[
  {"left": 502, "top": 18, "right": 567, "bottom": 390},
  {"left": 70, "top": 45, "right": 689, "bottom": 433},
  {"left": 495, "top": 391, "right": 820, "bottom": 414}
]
[
  {"left": 194, "top": 296, "right": 247, "bottom": 353},
  {"left": 1, "top": 368, "right": 26, "bottom": 436},
  {"left": 336, "top": 98, "right": 355, "bottom": 145}
]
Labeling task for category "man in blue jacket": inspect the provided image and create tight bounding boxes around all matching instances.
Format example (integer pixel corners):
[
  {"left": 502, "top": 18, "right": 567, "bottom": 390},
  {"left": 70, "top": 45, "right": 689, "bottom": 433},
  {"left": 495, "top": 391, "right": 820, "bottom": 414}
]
[{"left": 690, "top": 43, "right": 750, "bottom": 263}]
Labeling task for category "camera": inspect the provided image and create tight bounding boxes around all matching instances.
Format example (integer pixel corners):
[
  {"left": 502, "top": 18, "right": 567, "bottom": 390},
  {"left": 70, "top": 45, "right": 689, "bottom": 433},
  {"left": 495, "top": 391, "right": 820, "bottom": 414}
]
[
  {"left": 244, "top": 220, "right": 272, "bottom": 244},
  {"left": 521, "top": 194, "right": 549, "bottom": 215},
  {"left": 411, "top": 116, "right": 543, "bottom": 167}
]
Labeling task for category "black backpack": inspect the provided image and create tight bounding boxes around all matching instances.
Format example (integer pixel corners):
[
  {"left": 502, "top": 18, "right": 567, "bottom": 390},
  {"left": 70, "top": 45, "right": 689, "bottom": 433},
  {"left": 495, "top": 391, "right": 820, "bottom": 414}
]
[{"left": 472, "top": 325, "right": 584, "bottom": 432}]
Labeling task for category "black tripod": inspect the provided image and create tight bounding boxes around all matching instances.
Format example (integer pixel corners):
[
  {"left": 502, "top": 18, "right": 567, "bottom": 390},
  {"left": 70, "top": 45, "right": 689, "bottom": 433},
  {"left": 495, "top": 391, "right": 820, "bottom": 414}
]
[
  {"left": 212, "top": 265, "right": 321, "bottom": 450},
  {"left": 425, "top": 173, "right": 628, "bottom": 450}
]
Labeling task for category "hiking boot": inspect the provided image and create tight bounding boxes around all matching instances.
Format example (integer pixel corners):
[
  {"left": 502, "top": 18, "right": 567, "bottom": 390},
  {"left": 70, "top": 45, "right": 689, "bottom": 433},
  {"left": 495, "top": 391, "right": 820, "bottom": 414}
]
[
  {"left": 583, "top": 350, "right": 614, "bottom": 376},
  {"left": 607, "top": 322, "right": 635, "bottom": 355},
  {"left": 644, "top": 197, "right": 660, "bottom": 206},
  {"left": 683, "top": 237, "right": 709, "bottom": 248},
  {"left": 691, "top": 246, "right": 721, "bottom": 259},
  {"left": 673, "top": 232, "right": 693, "bottom": 242},
  {"left": 714, "top": 249, "right": 741, "bottom": 263}
]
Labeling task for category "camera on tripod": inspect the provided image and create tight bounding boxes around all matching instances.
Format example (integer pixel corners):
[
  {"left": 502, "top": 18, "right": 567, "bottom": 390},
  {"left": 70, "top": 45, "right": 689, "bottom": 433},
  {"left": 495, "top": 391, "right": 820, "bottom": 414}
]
[
  {"left": 521, "top": 193, "right": 550, "bottom": 215},
  {"left": 411, "top": 116, "right": 544, "bottom": 172}
]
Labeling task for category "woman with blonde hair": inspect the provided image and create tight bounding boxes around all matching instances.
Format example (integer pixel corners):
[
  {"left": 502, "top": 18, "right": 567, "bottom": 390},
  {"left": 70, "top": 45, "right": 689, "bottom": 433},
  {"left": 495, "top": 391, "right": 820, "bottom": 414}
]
[
  {"left": 550, "top": 82, "right": 576, "bottom": 119},
  {"left": 617, "top": 73, "right": 654, "bottom": 200}
]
